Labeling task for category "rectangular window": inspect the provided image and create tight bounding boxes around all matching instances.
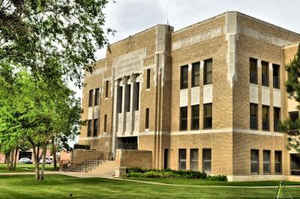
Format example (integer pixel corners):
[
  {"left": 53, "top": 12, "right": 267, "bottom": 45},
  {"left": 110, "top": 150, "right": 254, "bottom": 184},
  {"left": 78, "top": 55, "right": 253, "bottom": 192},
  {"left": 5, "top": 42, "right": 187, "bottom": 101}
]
[
  {"left": 190, "top": 149, "right": 199, "bottom": 171},
  {"left": 180, "top": 65, "right": 188, "bottom": 89},
  {"left": 204, "top": 104, "right": 212, "bottom": 129},
  {"left": 192, "top": 62, "right": 200, "bottom": 87},
  {"left": 145, "top": 108, "right": 149, "bottom": 129},
  {"left": 105, "top": 81, "right": 109, "bottom": 98},
  {"left": 204, "top": 59, "right": 213, "bottom": 85},
  {"left": 289, "top": 111, "right": 299, "bottom": 122},
  {"left": 104, "top": 115, "right": 107, "bottom": 132},
  {"left": 94, "top": 88, "right": 99, "bottom": 106},
  {"left": 134, "top": 82, "right": 140, "bottom": 111},
  {"left": 125, "top": 84, "right": 131, "bottom": 112},
  {"left": 250, "top": 58, "right": 258, "bottom": 84},
  {"left": 191, "top": 105, "right": 199, "bottom": 130},
  {"left": 180, "top": 107, "right": 188, "bottom": 131},
  {"left": 262, "top": 61, "right": 269, "bottom": 86},
  {"left": 117, "top": 86, "right": 123, "bottom": 113},
  {"left": 203, "top": 148, "right": 212, "bottom": 173},
  {"left": 87, "top": 120, "right": 92, "bottom": 137},
  {"left": 178, "top": 149, "right": 186, "bottom": 170},
  {"left": 250, "top": 103, "right": 258, "bottom": 130},
  {"left": 274, "top": 107, "right": 281, "bottom": 132},
  {"left": 251, "top": 149, "right": 259, "bottom": 174},
  {"left": 275, "top": 151, "right": 282, "bottom": 174},
  {"left": 146, "top": 69, "right": 151, "bottom": 89},
  {"left": 93, "top": 119, "right": 98, "bottom": 137},
  {"left": 273, "top": 64, "right": 280, "bottom": 89},
  {"left": 88, "top": 89, "right": 93, "bottom": 107},
  {"left": 263, "top": 150, "right": 271, "bottom": 174},
  {"left": 262, "top": 105, "right": 270, "bottom": 131}
]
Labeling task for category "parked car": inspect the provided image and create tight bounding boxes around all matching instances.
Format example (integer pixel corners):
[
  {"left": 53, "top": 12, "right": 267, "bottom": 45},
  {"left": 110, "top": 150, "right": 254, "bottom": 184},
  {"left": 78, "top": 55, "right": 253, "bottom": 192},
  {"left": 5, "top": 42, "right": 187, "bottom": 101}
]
[
  {"left": 39, "top": 157, "right": 53, "bottom": 164},
  {"left": 19, "top": 157, "right": 33, "bottom": 164}
]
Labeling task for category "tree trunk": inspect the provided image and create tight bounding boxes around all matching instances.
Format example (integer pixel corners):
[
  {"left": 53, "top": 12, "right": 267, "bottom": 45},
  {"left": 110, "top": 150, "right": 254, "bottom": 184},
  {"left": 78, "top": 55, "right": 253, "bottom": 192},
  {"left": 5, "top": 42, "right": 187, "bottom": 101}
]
[
  {"left": 32, "top": 146, "right": 40, "bottom": 180},
  {"left": 52, "top": 139, "right": 57, "bottom": 170},
  {"left": 6, "top": 151, "right": 11, "bottom": 171},
  {"left": 40, "top": 144, "right": 47, "bottom": 181},
  {"left": 13, "top": 148, "right": 18, "bottom": 170}
]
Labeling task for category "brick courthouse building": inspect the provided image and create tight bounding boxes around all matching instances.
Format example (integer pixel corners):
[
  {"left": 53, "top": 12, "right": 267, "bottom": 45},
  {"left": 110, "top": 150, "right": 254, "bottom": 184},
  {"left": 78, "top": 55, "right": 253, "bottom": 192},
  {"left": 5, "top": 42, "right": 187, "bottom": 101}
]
[{"left": 76, "top": 11, "right": 300, "bottom": 181}]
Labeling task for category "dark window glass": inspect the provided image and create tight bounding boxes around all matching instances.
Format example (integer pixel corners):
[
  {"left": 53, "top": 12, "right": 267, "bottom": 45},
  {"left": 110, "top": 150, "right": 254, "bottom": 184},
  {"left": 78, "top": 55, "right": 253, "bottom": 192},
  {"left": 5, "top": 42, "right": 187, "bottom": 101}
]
[
  {"left": 251, "top": 149, "right": 259, "bottom": 174},
  {"left": 134, "top": 82, "right": 140, "bottom": 111},
  {"left": 125, "top": 84, "right": 131, "bottom": 112},
  {"left": 289, "top": 111, "right": 299, "bottom": 122},
  {"left": 104, "top": 115, "right": 107, "bottom": 132},
  {"left": 204, "top": 59, "right": 213, "bottom": 85},
  {"left": 180, "top": 107, "right": 188, "bottom": 131},
  {"left": 190, "top": 149, "right": 199, "bottom": 171},
  {"left": 87, "top": 120, "right": 92, "bottom": 137},
  {"left": 179, "top": 149, "right": 186, "bottom": 170},
  {"left": 88, "top": 90, "right": 93, "bottom": 107},
  {"left": 262, "top": 106, "right": 270, "bottom": 131},
  {"left": 203, "top": 148, "right": 212, "bottom": 173},
  {"left": 274, "top": 107, "right": 281, "bottom": 132},
  {"left": 250, "top": 103, "right": 258, "bottom": 130},
  {"left": 192, "top": 62, "right": 200, "bottom": 87},
  {"left": 105, "top": 81, "right": 109, "bottom": 98},
  {"left": 117, "top": 86, "right": 123, "bottom": 113},
  {"left": 263, "top": 150, "right": 271, "bottom": 174},
  {"left": 145, "top": 108, "right": 149, "bottom": 129},
  {"left": 273, "top": 64, "right": 280, "bottom": 89},
  {"left": 191, "top": 105, "right": 199, "bottom": 130},
  {"left": 275, "top": 151, "right": 282, "bottom": 174},
  {"left": 180, "top": 65, "right": 188, "bottom": 89},
  {"left": 262, "top": 61, "right": 269, "bottom": 86},
  {"left": 204, "top": 104, "right": 212, "bottom": 129},
  {"left": 94, "top": 88, "right": 99, "bottom": 106},
  {"left": 250, "top": 58, "right": 258, "bottom": 84},
  {"left": 93, "top": 119, "right": 98, "bottom": 137},
  {"left": 146, "top": 69, "right": 151, "bottom": 89}
]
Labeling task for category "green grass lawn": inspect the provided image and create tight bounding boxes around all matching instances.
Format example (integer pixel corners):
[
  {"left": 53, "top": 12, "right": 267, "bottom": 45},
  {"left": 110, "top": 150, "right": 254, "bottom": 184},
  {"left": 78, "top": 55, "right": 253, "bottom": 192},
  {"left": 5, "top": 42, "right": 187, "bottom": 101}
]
[
  {"left": 126, "top": 176, "right": 300, "bottom": 186},
  {"left": 0, "top": 175, "right": 300, "bottom": 199},
  {"left": 0, "top": 163, "right": 56, "bottom": 173}
]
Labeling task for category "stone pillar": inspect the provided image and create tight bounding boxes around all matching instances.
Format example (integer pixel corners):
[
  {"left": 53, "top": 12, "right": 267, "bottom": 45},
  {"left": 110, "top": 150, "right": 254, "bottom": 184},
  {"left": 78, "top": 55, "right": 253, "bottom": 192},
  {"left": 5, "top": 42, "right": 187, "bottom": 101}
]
[
  {"left": 130, "top": 74, "right": 137, "bottom": 135},
  {"left": 122, "top": 77, "right": 128, "bottom": 135},
  {"left": 112, "top": 79, "right": 120, "bottom": 157}
]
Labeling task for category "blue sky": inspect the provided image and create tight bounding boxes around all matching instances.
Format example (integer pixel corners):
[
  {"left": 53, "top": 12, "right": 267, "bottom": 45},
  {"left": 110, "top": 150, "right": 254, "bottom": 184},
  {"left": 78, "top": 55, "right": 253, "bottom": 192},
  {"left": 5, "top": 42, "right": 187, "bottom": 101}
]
[{"left": 95, "top": 0, "right": 300, "bottom": 59}]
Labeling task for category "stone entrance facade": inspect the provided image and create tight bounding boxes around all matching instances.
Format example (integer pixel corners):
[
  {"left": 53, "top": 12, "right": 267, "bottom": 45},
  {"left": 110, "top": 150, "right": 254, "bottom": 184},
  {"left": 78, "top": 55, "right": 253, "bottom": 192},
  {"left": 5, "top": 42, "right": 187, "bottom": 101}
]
[{"left": 77, "top": 11, "right": 300, "bottom": 180}]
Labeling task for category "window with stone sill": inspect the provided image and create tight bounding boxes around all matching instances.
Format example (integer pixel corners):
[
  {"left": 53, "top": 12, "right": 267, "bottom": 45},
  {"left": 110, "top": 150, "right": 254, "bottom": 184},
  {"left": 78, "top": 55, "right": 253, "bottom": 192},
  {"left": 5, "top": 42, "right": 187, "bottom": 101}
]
[
  {"left": 250, "top": 58, "right": 258, "bottom": 84},
  {"left": 191, "top": 105, "right": 199, "bottom": 130},
  {"left": 93, "top": 119, "right": 98, "bottom": 137},
  {"left": 180, "top": 106, "right": 188, "bottom": 131},
  {"left": 250, "top": 103, "right": 258, "bottom": 130},
  {"left": 204, "top": 59, "right": 213, "bottom": 85},
  {"left": 94, "top": 88, "right": 100, "bottom": 106},
  {"left": 262, "top": 105, "right": 270, "bottom": 131},
  {"left": 251, "top": 149, "right": 259, "bottom": 174},
  {"left": 87, "top": 120, "right": 92, "bottom": 137},
  {"left": 88, "top": 89, "right": 93, "bottom": 107},
  {"left": 180, "top": 65, "right": 188, "bottom": 89},
  {"left": 262, "top": 61, "right": 269, "bottom": 87},
  {"left": 263, "top": 150, "right": 271, "bottom": 175},
  {"left": 203, "top": 148, "right": 211, "bottom": 173},
  {"left": 179, "top": 149, "right": 186, "bottom": 170},
  {"left": 192, "top": 62, "right": 200, "bottom": 87}
]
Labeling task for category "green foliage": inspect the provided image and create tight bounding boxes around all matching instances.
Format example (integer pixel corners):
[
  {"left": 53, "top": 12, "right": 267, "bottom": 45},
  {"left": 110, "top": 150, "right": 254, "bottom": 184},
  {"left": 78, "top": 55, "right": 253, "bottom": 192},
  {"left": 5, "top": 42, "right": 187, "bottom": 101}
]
[
  {"left": 283, "top": 44, "right": 300, "bottom": 152},
  {"left": 126, "top": 168, "right": 227, "bottom": 181},
  {"left": 0, "top": 0, "right": 111, "bottom": 86}
]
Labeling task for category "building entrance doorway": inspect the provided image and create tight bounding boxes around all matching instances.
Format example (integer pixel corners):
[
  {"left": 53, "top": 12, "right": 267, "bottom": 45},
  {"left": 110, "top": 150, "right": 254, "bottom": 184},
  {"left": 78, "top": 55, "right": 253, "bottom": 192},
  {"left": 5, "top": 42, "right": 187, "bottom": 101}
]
[
  {"left": 291, "top": 154, "right": 300, "bottom": 175},
  {"left": 117, "top": 137, "right": 138, "bottom": 150}
]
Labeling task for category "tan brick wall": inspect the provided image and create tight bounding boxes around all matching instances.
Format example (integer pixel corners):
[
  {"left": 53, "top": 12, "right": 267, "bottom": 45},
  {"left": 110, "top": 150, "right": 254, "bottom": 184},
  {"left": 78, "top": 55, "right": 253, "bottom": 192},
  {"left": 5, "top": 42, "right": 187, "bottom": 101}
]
[
  {"left": 77, "top": 12, "right": 300, "bottom": 178},
  {"left": 117, "top": 150, "right": 152, "bottom": 169}
]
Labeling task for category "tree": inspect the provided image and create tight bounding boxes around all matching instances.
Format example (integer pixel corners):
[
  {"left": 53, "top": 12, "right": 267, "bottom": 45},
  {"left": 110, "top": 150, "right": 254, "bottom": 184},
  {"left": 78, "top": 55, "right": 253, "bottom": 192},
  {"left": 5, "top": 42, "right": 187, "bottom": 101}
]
[
  {"left": 0, "top": 0, "right": 112, "bottom": 86},
  {"left": 282, "top": 44, "right": 300, "bottom": 152},
  {"left": 0, "top": 65, "right": 81, "bottom": 180}
]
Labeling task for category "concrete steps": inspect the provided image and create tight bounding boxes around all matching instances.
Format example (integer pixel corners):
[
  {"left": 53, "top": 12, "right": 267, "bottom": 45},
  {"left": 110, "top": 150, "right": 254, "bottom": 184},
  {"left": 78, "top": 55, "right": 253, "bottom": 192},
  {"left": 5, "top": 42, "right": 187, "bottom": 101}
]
[{"left": 82, "top": 160, "right": 119, "bottom": 178}]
